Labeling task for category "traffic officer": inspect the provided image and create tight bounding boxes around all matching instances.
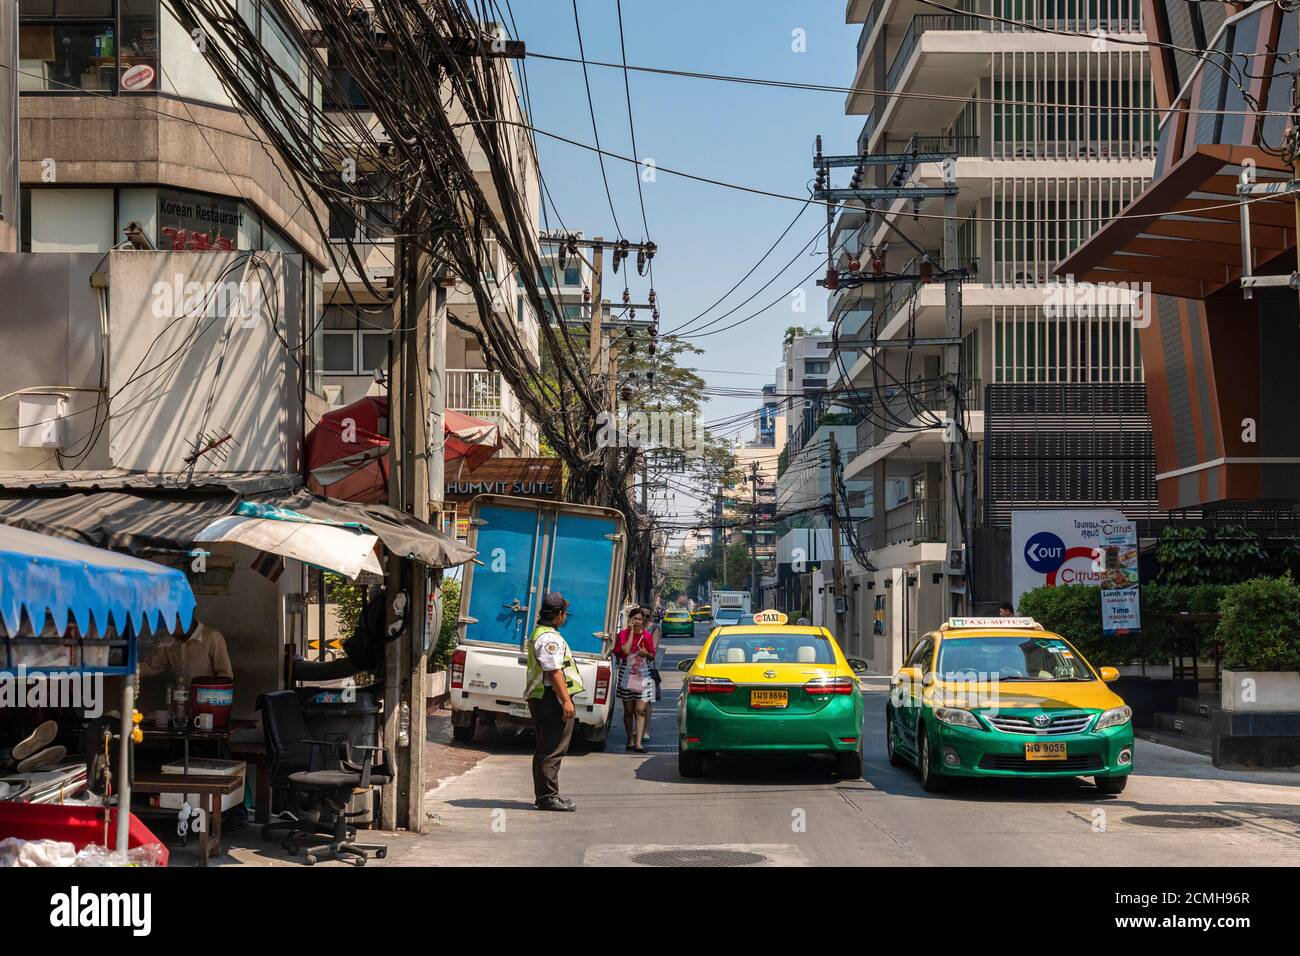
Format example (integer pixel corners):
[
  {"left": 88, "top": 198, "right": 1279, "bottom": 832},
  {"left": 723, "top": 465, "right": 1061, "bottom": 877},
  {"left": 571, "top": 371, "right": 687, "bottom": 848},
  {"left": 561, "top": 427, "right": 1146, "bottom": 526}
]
[{"left": 525, "top": 592, "right": 583, "bottom": 811}]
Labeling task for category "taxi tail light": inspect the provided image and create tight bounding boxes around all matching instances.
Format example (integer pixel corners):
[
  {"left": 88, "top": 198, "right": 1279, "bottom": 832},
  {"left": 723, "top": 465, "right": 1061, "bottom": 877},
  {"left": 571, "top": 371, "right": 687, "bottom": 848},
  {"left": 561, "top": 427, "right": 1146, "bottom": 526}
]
[
  {"left": 804, "top": 677, "right": 857, "bottom": 696},
  {"left": 594, "top": 664, "right": 611, "bottom": 705},
  {"left": 450, "top": 648, "right": 467, "bottom": 690},
  {"left": 687, "top": 676, "right": 736, "bottom": 695}
]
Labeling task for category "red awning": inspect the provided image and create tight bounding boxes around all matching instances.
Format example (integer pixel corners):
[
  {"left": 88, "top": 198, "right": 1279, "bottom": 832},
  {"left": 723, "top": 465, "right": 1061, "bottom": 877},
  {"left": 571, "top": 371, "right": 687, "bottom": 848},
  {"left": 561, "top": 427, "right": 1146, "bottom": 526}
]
[{"left": 304, "top": 396, "right": 500, "bottom": 503}]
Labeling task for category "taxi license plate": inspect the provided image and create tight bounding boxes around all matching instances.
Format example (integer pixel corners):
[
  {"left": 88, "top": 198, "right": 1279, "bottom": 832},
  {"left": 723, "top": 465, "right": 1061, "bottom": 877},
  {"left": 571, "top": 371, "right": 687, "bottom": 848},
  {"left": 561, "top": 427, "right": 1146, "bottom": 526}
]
[
  {"left": 750, "top": 689, "right": 788, "bottom": 709},
  {"left": 1024, "top": 741, "right": 1068, "bottom": 761}
]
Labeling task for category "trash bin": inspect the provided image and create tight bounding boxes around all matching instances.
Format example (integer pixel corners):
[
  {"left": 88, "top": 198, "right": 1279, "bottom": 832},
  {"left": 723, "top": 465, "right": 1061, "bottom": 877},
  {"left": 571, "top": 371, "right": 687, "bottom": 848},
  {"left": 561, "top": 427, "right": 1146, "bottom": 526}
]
[{"left": 296, "top": 687, "right": 381, "bottom": 827}]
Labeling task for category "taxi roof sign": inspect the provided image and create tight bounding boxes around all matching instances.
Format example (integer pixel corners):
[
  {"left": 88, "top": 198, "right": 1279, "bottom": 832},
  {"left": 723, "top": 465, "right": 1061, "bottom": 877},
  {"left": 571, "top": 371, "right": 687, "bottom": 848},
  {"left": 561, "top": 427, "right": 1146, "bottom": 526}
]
[
  {"left": 753, "top": 609, "right": 787, "bottom": 625},
  {"left": 942, "top": 616, "right": 1040, "bottom": 630}
]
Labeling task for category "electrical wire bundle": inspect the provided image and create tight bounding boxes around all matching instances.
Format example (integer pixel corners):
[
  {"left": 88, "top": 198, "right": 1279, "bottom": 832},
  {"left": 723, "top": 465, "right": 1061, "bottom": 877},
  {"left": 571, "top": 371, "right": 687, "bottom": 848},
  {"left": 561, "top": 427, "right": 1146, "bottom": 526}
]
[{"left": 161, "top": 0, "right": 655, "bottom": 536}]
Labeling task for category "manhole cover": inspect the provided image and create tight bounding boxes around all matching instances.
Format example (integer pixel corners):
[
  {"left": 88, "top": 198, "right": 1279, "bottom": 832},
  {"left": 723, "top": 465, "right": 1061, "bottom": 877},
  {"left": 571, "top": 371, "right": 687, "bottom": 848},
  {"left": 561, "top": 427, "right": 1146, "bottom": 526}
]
[
  {"left": 632, "top": 848, "right": 768, "bottom": 867},
  {"left": 1123, "top": 813, "right": 1242, "bottom": 830}
]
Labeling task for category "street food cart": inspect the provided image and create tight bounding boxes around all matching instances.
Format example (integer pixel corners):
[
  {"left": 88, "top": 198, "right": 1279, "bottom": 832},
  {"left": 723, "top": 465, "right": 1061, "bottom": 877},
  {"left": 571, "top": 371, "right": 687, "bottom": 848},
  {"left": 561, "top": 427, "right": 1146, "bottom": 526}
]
[{"left": 0, "top": 523, "right": 195, "bottom": 859}]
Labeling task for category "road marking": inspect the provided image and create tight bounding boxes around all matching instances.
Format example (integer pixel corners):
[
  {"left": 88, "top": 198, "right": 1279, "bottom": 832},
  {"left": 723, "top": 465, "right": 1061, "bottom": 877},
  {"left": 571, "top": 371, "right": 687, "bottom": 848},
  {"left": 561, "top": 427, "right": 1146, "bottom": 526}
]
[{"left": 582, "top": 843, "right": 811, "bottom": 867}]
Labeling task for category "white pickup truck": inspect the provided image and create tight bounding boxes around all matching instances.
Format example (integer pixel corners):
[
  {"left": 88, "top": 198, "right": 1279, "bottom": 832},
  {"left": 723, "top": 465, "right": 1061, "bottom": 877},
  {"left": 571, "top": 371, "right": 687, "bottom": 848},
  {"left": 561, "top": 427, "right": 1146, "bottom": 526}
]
[{"left": 449, "top": 496, "right": 626, "bottom": 750}]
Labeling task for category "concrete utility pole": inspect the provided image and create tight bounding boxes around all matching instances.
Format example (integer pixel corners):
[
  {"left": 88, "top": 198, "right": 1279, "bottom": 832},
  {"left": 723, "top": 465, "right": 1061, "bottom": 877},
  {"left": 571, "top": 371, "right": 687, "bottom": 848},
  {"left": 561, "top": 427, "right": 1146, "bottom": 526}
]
[
  {"left": 587, "top": 236, "right": 605, "bottom": 374},
  {"left": 828, "top": 431, "right": 848, "bottom": 640},
  {"left": 811, "top": 138, "right": 969, "bottom": 620},
  {"left": 749, "top": 460, "right": 759, "bottom": 600},
  {"left": 940, "top": 156, "right": 966, "bottom": 618}
]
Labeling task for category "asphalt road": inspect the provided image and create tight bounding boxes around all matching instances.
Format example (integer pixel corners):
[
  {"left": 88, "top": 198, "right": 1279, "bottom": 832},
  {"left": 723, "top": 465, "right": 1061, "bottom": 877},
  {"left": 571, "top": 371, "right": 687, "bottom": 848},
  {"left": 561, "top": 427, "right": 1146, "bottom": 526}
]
[{"left": 404, "top": 625, "right": 1300, "bottom": 866}]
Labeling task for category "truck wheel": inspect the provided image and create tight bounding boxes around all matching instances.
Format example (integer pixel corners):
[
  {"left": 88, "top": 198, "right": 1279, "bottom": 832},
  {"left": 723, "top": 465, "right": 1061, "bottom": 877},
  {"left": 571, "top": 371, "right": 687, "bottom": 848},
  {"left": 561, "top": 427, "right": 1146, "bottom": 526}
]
[
  {"left": 678, "top": 747, "right": 704, "bottom": 778},
  {"left": 583, "top": 727, "right": 608, "bottom": 753},
  {"left": 452, "top": 715, "right": 477, "bottom": 743},
  {"left": 1094, "top": 774, "right": 1128, "bottom": 795}
]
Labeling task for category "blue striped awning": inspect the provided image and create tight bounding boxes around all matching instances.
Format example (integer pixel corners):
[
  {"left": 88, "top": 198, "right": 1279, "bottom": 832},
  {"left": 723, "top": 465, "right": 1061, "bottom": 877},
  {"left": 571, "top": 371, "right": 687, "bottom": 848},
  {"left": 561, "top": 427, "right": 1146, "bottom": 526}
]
[{"left": 0, "top": 523, "right": 194, "bottom": 638}]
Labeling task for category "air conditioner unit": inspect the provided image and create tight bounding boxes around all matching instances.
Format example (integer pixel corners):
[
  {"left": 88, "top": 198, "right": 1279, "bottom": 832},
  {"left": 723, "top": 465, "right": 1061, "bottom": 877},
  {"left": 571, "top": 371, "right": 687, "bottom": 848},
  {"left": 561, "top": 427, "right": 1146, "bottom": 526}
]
[{"left": 17, "top": 394, "right": 67, "bottom": 449}]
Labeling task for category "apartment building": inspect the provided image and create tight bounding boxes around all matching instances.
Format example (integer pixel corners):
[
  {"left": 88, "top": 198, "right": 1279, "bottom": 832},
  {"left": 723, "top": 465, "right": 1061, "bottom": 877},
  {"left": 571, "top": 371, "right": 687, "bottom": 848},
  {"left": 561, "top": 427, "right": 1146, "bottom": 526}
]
[{"left": 835, "top": 0, "right": 1160, "bottom": 670}]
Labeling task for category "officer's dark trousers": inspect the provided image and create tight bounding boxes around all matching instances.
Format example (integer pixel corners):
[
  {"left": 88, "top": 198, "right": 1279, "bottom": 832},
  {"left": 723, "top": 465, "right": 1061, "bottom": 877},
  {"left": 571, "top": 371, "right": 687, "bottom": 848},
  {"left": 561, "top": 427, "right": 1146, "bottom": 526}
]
[{"left": 528, "top": 688, "right": 574, "bottom": 802}]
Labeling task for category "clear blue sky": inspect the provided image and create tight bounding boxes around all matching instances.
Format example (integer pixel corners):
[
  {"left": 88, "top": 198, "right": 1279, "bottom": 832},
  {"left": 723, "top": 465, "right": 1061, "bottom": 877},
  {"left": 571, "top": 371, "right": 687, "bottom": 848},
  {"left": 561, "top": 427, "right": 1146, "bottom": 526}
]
[{"left": 507, "top": 0, "right": 859, "bottom": 447}]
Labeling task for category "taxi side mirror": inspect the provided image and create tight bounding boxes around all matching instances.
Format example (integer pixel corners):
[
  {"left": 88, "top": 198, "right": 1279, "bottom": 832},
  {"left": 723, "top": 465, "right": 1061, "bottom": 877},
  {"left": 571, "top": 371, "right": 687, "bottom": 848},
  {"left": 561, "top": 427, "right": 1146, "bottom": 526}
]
[
  {"left": 894, "top": 665, "right": 922, "bottom": 686},
  {"left": 1098, "top": 666, "right": 1120, "bottom": 683},
  {"left": 847, "top": 657, "right": 869, "bottom": 674},
  {"left": 676, "top": 658, "right": 695, "bottom": 672}
]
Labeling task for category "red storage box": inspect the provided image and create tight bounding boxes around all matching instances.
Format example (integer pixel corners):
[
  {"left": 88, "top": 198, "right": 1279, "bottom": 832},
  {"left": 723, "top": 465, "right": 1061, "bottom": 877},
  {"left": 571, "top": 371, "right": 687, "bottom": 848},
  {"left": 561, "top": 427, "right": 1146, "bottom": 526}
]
[{"left": 0, "top": 803, "right": 169, "bottom": 866}]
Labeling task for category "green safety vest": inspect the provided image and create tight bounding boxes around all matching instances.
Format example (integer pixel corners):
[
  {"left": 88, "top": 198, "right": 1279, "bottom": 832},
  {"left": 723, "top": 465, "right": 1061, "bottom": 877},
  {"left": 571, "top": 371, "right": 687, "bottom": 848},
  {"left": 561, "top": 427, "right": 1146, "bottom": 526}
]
[{"left": 525, "top": 625, "right": 585, "bottom": 700}]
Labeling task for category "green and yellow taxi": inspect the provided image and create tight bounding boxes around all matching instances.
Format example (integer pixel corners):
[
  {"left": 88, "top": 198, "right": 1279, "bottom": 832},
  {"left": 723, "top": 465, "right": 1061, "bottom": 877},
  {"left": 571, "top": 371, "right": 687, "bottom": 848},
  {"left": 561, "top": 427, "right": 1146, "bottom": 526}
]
[
  {"left": 660, "top": 608, "right": 695, "bottom": 638},
  {"left": 885, "top": 617, "right": 1134, "bottom": 794},
  {"left": 676, "top": 613, "right": 866, "bottom": 778},
  {"left": 691, "top": 605, "right": 712, "bottom": 622}
]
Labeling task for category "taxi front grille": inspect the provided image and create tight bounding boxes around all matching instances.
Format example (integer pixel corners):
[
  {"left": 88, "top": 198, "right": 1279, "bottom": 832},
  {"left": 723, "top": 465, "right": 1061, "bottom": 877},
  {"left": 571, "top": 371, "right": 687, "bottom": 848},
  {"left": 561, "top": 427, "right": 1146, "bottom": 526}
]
[
  {"left": 980, "top": 753, "right": 1104, "bottom": 772},
  {"left": 985, "top": 713, "right": 1094, "bottom": 735}
]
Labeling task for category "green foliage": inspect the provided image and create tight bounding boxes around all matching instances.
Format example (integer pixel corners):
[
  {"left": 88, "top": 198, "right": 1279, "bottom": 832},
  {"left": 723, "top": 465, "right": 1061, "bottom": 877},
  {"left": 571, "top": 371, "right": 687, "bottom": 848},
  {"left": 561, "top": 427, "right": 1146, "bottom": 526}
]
[
  {"left": 432, "top": 576, "right": 461, "bottom": 672},
  {"left": 1216, "top": 576, "right": 1300, "bottom": 672},
  {"left": 1017, "top": 583, "right": 1226, "bottom": 667},
  {"left": 1155, "top": 525, "right": 1267, "bottom": 585},
  {"left": 687, "top": 541, "right": 753, "bottom": 595},
  {"left": 783, "top": 325, "right": 826, "bottom": 347},
  {"left": 324, "top": 572, "right": 366, "bottom": 642},
  {"left": 776, "top": 445, "right": 789, "bottom": 480}
]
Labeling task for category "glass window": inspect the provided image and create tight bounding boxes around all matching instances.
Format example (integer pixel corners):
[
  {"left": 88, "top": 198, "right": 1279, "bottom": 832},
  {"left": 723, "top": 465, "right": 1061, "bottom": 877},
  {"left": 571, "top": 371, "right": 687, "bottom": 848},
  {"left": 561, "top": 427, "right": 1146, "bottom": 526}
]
[
  {"left": 323, "top": 332, "right": 355, "bottom": 373},
  {"left": 360, "top": 331, "right": 388, "bottom": 375},
  {"left": 706, "top": 632, "right": 835, "bottom": 665},
  {"left": 19, "top": 0, "right": 158, "bottom": 94},
  {"left": 28, "top": 188, "right": 114, "bottom": 251},
  {"left": 563, "top": 266, "right": 581, "bottom": 286},
  {"left": 157, "top": 188, "right": 240, "bottom": 250},
  {"left": 936, "top": 636, "right": 1094, "bottom": 682}
]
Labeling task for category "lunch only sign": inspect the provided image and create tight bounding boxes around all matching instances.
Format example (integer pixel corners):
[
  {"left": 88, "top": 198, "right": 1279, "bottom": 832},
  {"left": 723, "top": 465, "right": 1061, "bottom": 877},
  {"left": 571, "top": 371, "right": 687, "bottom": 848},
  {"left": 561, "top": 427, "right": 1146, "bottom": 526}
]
[{"left": 1011, "top": 511, "right": 1140, "bottom": 634}]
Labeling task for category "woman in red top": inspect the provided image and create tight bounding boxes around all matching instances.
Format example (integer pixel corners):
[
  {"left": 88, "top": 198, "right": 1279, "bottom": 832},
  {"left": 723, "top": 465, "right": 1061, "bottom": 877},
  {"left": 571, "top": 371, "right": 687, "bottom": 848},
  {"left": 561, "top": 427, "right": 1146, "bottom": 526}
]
[{"left": 613, "top": 607, "right": 656, "bottom": 753}]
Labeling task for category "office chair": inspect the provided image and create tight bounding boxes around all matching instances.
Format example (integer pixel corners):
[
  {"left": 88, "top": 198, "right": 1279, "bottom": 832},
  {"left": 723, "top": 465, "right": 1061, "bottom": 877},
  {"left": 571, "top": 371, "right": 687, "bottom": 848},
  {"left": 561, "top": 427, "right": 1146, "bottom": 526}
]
[{"left": 257, "top": 690, "right": 391, "bottom": 867}]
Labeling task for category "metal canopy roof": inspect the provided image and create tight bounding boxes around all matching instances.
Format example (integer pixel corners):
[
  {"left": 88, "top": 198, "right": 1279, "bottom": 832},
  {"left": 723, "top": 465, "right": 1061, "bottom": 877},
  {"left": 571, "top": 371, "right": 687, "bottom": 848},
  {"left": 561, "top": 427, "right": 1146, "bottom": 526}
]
[{"left": 1056, "top": 145, "right": 1295, "bottom": 299}]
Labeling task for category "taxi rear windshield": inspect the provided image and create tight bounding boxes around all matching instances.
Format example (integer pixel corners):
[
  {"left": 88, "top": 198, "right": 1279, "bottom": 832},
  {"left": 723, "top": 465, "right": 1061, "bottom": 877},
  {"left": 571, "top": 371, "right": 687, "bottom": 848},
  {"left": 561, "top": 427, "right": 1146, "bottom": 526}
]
[
  {"left": 937, "top": 636, "right": 1094, "bottom": 681},
  {"left": 707, "top": 632, "right": 835, "bottom": 665},
  {"left": 714, "top": 608, "right": 745, "bottom": 621}
]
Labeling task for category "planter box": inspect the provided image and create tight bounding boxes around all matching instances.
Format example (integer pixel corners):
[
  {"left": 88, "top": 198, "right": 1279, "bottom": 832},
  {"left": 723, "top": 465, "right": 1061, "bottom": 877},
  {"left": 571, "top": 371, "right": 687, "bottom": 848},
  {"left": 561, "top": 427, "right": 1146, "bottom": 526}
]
[
  {"left": 1221, "top": 669, "right": 1300, "bottom": 713},
  {"left": 1111, "top": 676, "right": 1198, "bottom": 728}
]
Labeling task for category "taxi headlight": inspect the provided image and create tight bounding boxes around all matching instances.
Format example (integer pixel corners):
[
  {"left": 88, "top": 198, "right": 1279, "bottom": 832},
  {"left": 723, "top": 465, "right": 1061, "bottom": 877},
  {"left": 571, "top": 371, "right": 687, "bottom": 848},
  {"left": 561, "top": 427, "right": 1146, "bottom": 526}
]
[
  {"left": 935, "top": 707, "right": 983, "bottom": 730},
  {"left": 1095, "top": 706, "right": 1132, "bottom": 730}
]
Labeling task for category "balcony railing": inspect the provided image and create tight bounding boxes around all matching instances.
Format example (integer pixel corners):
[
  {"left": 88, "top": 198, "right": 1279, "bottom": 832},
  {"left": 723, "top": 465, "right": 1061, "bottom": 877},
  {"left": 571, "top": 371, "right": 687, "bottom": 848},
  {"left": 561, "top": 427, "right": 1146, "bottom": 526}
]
[
  {"left": 857, "top": 0, "right": 885, "bottom": 63},
  {"left": 447, "top": 368, "right": 504, "bottom": 418},
  {"left": 857, "top": 115, "right": 876, "bottom": 156},
  {"left": 887, "top": 497, "right": 946, "bottom": 546},
  {"left": 886, "top": 14, "right": 987, "bottom": 95}
]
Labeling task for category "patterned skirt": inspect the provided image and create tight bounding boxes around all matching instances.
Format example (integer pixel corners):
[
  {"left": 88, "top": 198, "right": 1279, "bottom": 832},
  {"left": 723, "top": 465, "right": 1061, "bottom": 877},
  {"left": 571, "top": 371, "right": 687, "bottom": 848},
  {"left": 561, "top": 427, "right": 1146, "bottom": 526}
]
[{"left": 616, "top": 656, "right": 655, "bottom": 702}]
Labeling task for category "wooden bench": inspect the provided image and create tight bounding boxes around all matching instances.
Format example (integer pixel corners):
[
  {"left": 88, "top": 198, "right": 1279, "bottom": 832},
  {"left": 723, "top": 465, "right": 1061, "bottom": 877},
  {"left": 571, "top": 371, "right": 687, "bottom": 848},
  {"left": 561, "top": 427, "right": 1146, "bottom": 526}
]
[{"left": 132, "top": 772, "right": 243, "bottom": 866}]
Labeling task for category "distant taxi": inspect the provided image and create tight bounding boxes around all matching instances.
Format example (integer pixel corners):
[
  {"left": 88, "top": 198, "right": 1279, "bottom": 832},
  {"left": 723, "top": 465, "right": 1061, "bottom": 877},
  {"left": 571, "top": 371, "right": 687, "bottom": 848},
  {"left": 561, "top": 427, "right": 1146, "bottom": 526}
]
[
  {"left": 660, "top": 609, "right": 695, "bottom": 638},
  {"left": 885, "top": 617, "right": 1134, "bottom": 794},
  {"left": 676, "top": 614, "right": 866, "bottom": 778},
  {"left": 691, "top": 605, "right": 712, "bottom": 622}
]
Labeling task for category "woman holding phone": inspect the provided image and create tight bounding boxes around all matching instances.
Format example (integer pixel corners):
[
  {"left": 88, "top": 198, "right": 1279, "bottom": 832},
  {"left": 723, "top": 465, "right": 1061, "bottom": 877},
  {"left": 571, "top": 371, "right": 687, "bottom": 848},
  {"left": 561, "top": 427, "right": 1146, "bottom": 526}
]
[{"left": 613, "top": 607, "right": 656, "bottom": 753}]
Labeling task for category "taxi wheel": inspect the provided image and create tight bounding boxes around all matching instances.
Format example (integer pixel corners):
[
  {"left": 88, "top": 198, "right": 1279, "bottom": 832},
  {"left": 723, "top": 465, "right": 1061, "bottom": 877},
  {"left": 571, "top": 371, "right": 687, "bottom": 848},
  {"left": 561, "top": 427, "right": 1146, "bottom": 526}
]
[
  {"left": 678, "top": 747, "right": 705, "bottom": 778},
  {"left": 1094, "top": 774, "right": 1128, "bottom": 795},
  {"left": 886, "top": 712, "right": 908, "bottom": 767},
  {"left": 918, "top": 728, "right": 948, "bottom": 793},
  {"left": 836, "top": 748, "right": 863, "bottom": 779}
]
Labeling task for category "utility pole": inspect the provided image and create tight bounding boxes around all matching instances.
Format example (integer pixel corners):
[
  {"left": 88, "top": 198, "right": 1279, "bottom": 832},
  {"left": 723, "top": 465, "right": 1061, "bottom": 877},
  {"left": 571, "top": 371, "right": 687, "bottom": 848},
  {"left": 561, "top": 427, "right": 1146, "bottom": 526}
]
[
  {"left": 811, "top": 138, "right": 969, "bottom": 620},
  {"left": 940, "top": 156, "right": 966, "bottom": 617},
  {"left": 828, "top": 431, "right": 848, "bottom": 640},
  {"left": 749, "top": 460, "right": 759, "bottom": 600},
  {"left": 587, "top": 236, "right": 605, "bottom": 374}
]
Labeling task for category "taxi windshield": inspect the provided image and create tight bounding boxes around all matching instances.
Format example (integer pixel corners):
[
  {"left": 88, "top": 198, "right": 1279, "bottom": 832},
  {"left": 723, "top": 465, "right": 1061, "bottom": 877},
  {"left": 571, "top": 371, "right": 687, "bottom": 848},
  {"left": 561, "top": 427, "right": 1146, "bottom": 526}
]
[
  {"left": 936, "top": 636, "right": 1094, "bottom": 682},
  {"left": 665, "top": 611, "right": 689, "bottom": 620},
  {"left": 707, "top": 632, "right": 835, "bottom": 665}
]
